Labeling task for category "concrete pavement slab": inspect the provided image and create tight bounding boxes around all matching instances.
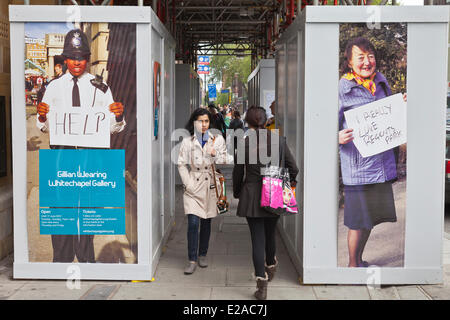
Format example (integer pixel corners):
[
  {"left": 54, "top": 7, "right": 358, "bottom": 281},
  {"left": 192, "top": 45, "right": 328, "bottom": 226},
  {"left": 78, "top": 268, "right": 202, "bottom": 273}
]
[
  {"left": 207, "top": 241, "right": 228, "bottom": 255},
  {"left": 163, "top": 236, "right": 227, "bottom": 255},
  {"left": 216, "top": 232, "right": 251, "bottom": 243},
  {"left": 0, "top": 265, "right": 14, "bottom": 283},
  {"left": 0, "top": 283, "right": 27, "bottom": 299},
  {"left": 80, "top": 284, "right": 119, "bottom": 300},
  {"left": 312, "top": 285, "right": 371, "bottom": 300},
  {"left": 226, "top": 266, "right": 300, "bottom": 288},
  {"left": 220, "top": 215, "right": 247, "bottom": 225},
  {"left": 8, "top": 283, "right": 91, "bottom": 300},
  {"left": 226, "top": 238, "right": 288, "bottom": 256},
  {"left": 210, "top": 286, "right": 259, "bottom": 300},
  {"left": 444, "top": 253, "right": 450, "bottom": 265},
  {"left": 264, "top": 286, "right": 317, "bottom": 300},
  {"left": 226, "top": 242, "right": 253, "bottom": 255},
  {"left": 156, "top": 249, "right": 188, "bottom": 269},
  {"left": 210, "top": 254, "right": 254, "bottom": 269},
  {"left": 444, "top": 265, "right": 450, "bottom": 279},
  {"left": 112, "top": 284, "right": 213, "bottom": 300},
  {"left": 443, "top": 240, "right": 450, "bottom": 253},
  {"left": 220, "top": 223, "right": 249, "bottom": 234},
  {"left": 419, "top": 283, "right": 450, "bottom": 300},
  {"left": 154, "top": 266, "right": 227, "bottom": 287},
  {"left": 395, "top": 286, "right": 430, "bottom": 300},
  {"left": 210, "top": 286, "right": 317, "bottom": 300},
  {"left": 367, "top": 286, "right": 400, "bottom": 300}
]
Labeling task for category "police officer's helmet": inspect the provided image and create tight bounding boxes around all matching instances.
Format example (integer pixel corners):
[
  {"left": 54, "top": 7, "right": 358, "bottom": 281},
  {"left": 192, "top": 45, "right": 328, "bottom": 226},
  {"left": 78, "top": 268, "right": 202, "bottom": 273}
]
[{"left": 62, "top": 29, "right": 90, "bottom": 60}]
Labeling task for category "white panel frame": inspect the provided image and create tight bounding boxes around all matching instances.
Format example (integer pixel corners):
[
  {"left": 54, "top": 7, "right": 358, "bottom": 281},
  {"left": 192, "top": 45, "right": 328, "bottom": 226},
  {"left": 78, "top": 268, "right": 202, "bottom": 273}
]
[
  {"left": 300, "top": 6, "right": 449, "bottom": 284},
  {"left": 149, "top": 7, "right": 177, "bottom": 277},
  {"left": 10, "top": 5, "right": 154, "bottom": 280}
]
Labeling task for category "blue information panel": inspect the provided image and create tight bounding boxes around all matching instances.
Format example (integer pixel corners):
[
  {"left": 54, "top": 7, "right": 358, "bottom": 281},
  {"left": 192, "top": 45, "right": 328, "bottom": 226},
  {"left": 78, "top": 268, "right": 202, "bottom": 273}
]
[
  {"left": 198, "top": 55, "right": 210, "bottom": 64},
  {"left": 39, "top": 149, "right": 125, "bottom": 208},
  {"left": 40, "top": 208, "right": 125, "bottom": 235},
  {"left": 208, "top": 84, "right": 217, "bottom": 99},
  {"left": 39, "top": 149, "right": 125, "bottom": 235}
]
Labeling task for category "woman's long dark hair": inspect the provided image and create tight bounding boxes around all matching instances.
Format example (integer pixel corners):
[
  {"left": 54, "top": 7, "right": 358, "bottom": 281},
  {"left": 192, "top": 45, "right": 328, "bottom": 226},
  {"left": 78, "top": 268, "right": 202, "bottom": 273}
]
[
  {"left": 244, "top": 106, "right": 275, "bottom": 165},
  {"left": 185, "top": 108, "right": 212, "bottom": 136}
]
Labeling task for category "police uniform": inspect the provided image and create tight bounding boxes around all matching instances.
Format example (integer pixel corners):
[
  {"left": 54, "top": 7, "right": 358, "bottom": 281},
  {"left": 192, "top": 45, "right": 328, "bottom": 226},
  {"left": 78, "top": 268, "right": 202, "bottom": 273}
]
[
  {"left": 36, "top": 72, "right": 125, "bottom": 135},
  {"left": 37, "top": 29, "right": 125, "bottom": 263},
  {"left": 37, "top": 31, "right": 125, "bottom": 136}
]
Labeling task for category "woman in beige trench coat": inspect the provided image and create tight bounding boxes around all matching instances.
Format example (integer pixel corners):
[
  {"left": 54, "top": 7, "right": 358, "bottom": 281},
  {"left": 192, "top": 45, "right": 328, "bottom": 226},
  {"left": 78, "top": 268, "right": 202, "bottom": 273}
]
[{"left": 178, "top": 108, "right": 228, "bottom": 275}]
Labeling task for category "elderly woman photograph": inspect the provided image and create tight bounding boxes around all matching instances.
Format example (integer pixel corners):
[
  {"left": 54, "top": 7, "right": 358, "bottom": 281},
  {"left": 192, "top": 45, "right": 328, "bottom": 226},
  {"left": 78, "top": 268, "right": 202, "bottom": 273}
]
[{"left": 338, "top": 36, "right": 407, "bottom": 268}]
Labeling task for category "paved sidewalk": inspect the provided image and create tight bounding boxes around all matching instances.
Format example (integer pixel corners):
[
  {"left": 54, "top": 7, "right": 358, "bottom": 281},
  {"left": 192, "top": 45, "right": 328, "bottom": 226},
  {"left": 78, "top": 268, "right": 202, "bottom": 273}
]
[
  {"left": 1, "top": 173, "right": 450, "bottom": 299},
  {"left": 1, "top": 205, "right": 449, "bottom": 300}
]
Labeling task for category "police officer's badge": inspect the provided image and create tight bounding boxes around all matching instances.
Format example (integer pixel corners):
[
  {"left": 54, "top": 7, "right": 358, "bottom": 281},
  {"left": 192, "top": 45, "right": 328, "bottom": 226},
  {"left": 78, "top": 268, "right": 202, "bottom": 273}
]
[{"left": 72, "top": 32, "right": 81, "bottom": 48}]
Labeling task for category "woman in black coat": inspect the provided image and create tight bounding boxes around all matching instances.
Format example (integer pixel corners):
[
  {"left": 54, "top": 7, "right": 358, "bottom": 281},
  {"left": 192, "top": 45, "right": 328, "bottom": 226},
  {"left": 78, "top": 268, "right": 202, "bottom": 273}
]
[{"left": 232, "top": 106, "right": 299, "bottom": 300}]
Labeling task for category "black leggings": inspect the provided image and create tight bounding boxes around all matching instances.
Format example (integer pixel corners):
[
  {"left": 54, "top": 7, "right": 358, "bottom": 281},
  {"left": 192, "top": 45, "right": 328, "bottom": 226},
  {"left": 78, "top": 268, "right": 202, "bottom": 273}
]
[{"left": 246, "top": 217, "right": 279, "bottom": 278}]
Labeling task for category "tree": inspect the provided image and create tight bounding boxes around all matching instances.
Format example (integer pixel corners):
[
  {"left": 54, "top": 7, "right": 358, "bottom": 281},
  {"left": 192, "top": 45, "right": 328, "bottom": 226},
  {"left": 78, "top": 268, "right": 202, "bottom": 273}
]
[
  {"left": 209, "top": 45, "right": 252, "bottom": 92},
  {"left": 216, "top": 92, "right": 229, "bottom": 106}
]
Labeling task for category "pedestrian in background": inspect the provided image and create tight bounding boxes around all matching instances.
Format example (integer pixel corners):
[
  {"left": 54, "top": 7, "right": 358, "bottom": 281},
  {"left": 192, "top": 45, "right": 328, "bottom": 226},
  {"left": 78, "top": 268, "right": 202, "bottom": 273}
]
[
  {"left": 208, "top": 104, "right": 227, "bottom": 139},
  {"left": 178, "top": 108, "right": 228, "bottom": 275},
  {"left": 265, "top": 101, "right": 276, "bottom": 131},
  {"left": 229, "top": 110, "right": 244, "bottom": 156},
  {"left": 232, "top": 106, "right": 298, "bottom": 300}
]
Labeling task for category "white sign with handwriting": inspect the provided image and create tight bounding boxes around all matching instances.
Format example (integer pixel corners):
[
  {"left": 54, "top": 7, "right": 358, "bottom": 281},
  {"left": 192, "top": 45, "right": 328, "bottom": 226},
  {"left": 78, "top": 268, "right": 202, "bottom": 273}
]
[
  {"left": 344, "top": 93, "right": 406, "bottom": 158},
  {"left": 48, "top": 105, "right": 111, "bottom": 148}
]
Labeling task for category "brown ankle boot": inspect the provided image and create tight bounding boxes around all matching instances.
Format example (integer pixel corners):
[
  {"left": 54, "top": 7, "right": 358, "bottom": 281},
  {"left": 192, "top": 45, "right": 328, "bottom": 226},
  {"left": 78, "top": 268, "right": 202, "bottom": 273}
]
[
  {"left": 254, "top": 273, "right": 268, "bottom": 300},
  {"left": 265, "top": 257, "right": 278, "bottom": 282}
]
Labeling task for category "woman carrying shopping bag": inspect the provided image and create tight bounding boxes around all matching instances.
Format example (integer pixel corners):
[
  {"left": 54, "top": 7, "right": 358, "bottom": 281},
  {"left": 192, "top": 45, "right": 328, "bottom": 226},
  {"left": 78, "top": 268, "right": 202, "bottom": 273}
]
[
  {"left": 232, "top": 106, "right": 299, "bottom": 300},
  {"left": 178, "top": 108, "right": 228, "bottom": 275}
]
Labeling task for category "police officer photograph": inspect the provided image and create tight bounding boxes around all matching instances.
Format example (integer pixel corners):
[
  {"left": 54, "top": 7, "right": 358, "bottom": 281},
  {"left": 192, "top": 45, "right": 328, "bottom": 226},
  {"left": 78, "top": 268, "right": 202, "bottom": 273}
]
[
  {"left": 24, "top": 23, "right": 138, "bottom": 264},
  {"left": 36, "top": 29, "right": 126, "bottom": 143}
]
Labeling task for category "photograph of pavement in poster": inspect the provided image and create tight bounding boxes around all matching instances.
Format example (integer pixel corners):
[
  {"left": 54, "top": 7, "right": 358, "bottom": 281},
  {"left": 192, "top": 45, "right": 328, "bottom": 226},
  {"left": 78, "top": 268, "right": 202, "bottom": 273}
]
[
  {"left": 25, "top": 22, "right": 137, "bottom": 264},
  {"left": 337, "top": 23, "right": 407, "bottom": 268}
]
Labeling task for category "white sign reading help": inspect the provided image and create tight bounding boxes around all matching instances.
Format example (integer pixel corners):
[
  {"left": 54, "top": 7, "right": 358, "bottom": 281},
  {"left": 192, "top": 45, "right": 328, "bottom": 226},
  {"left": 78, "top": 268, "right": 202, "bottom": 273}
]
[
  {"left": 48, "top": 105, "right": 111, "bottom": 148},
  {"left": 344, "top": 93, "right": 406, "bottom": 158}
]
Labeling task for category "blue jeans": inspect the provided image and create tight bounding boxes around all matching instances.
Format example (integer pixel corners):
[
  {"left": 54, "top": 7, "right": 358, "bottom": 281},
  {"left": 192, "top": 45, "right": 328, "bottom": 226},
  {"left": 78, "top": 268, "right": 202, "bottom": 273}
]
[{"left": 187, "top": 214, "right": 211, "bottom": 262}]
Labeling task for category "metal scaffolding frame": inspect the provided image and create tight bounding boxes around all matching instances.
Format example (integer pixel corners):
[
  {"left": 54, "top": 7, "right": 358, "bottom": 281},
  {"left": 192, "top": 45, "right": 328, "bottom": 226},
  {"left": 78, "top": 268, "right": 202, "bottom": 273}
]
[
  {"left": 51, "top": 0, "right": 384, "bottom": 78},
  {"left": 169, "top": 0, "right": 381, "bottom": 69}
]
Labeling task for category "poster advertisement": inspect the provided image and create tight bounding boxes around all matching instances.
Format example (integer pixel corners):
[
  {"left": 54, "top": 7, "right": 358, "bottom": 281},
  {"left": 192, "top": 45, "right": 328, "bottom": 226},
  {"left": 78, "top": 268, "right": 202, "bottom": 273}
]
[
  {"left": 337, "top": 23, "right": 407, "bottom": 268},
  {"left": 154, "top": 61, "right": 161, "bottom": 140},
  {"left": 25, "top": 22, "right": 137, "bottom": 263}
]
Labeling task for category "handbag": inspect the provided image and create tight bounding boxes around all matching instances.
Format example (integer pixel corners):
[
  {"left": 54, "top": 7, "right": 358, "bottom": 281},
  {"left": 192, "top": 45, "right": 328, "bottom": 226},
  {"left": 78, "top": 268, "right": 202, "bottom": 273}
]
[
  {"left": 210, "top": 136, "right": 229, "bottom": 214},
  {"left": 260, "top": 137, "right": 298, "bottom": 216},
  {"left": 211, "top": 163, "right": 229, "bottom": 214}
]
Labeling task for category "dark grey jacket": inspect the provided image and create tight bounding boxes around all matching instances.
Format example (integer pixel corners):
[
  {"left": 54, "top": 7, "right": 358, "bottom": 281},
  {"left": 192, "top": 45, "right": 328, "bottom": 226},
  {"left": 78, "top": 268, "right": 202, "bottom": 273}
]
[{"left": 232, "top": 132, "right": 299, "bottom": 218}]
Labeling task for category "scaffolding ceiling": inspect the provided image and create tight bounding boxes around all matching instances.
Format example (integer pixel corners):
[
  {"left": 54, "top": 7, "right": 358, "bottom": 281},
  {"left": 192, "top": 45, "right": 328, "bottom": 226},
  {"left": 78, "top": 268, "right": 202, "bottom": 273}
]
[
  {"left": 65, "top": 0, "right": 378, "bottom": 68},
  {"left": 175, "top": 0, "right": 276, "bottom": 58}
]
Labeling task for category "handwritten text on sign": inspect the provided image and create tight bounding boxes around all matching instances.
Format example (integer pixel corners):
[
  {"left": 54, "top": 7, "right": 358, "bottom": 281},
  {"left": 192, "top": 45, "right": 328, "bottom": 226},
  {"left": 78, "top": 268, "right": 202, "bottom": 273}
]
[
  {"left": 344, "top": 93, "right": 406, "bottom": 158},
  {"left": 48, "top": 105, "right": 111, "bottom": 148}
]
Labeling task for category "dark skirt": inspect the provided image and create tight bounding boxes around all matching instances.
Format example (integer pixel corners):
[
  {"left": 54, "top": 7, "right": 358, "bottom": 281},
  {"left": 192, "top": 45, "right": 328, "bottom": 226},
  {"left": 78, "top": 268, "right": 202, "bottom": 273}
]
[
  {"left": 344, "top": 182, "right": 397, "bottom": 230},
  {"left": 236, "top": 181, "right": 276, "bottom": 218}
]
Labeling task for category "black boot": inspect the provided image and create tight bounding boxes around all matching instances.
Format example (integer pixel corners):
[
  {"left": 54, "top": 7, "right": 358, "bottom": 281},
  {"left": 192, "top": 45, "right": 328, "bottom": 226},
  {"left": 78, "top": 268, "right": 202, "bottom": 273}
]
[{"left": 254, "top": 273, "right": 269, "bottom": 300}]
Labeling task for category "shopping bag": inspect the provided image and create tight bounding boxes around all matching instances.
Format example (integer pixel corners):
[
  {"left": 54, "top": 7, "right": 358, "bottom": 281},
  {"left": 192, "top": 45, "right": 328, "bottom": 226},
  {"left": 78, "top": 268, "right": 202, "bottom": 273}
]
[{"left": 260, "top": 137, "right": 298, "bottom": 216}]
